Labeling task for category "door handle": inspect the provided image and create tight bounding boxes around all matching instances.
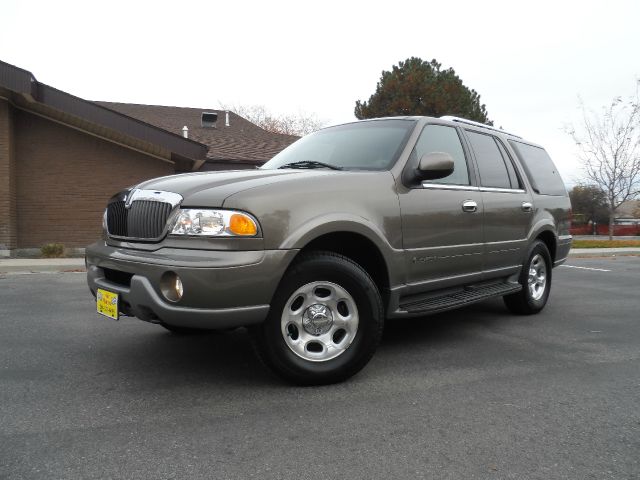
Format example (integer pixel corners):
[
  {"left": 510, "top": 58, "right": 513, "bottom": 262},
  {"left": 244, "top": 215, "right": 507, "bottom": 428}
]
[
  {"left": 521, "top": 202, "right": 533, "bottom": 212},
  {"left": 462, "top": 200, "right": 478, "bottom": 213}
]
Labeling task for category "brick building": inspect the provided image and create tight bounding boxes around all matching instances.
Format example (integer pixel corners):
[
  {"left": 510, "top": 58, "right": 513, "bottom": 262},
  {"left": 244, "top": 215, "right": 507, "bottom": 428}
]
[{"left": 0, "top": 61, "right": 298, "bottom": 256}]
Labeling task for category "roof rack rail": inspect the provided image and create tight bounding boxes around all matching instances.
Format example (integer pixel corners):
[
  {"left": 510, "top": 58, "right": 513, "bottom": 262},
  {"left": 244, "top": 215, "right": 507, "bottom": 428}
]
[{"left": 439, "top": 116, "right": 521, "bottom": 138}]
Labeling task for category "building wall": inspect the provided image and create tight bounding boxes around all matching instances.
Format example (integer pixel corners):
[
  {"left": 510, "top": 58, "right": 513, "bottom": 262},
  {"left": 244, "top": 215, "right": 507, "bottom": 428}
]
[
  {"left": 13, "top": 109, "right": 174, "bottom": 249},
  {"left": 0, "top": 99, "right": 17, "bottom": 251}
]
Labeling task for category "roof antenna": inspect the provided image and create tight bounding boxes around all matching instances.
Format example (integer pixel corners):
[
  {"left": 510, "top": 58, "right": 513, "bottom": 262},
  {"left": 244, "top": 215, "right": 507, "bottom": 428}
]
[{"left": 182, "top": 125, "right": 188, "bottom": 138}]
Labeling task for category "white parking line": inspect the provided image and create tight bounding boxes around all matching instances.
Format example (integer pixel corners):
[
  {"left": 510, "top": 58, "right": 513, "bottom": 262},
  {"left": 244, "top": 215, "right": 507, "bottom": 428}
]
[{"left": 559, "top": 265, "right": 611, "bottom": 272}]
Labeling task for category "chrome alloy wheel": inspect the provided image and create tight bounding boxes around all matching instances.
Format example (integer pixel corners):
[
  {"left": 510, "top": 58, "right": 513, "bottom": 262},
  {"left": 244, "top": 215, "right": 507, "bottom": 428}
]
[
  {"left": 528, "top": 253, "right": 547, "bottom": 301},
  {"left": 281, "top": 281, "right": 359, "bottom": 362}
]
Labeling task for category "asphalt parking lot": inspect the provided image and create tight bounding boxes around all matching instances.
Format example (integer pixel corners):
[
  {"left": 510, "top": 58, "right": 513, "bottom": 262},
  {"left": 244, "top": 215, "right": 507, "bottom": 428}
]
[{"left": 1, "top": 257, "right": 639, "bottom": 479}]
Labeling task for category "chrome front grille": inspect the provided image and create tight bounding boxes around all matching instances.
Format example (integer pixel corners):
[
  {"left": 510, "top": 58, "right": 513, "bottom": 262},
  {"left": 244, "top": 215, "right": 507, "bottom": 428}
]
[
  {"left": 106, "top": 189, "right": 182, "bottom": 241},
  {"left": 106, "top": 201, "right": 127, "bottom": 236},
  {"left": 106, "top": 200, "right": 173, "bottom": 240}
]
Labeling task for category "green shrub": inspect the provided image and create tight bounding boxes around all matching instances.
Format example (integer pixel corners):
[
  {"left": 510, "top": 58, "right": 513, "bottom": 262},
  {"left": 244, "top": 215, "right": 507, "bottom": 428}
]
[{"left": 41, "top": 243, "right": 65, "bottom": 258}]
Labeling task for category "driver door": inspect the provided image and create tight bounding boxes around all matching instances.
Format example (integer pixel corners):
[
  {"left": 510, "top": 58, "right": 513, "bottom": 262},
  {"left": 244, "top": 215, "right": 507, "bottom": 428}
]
[{"left": 398, "top": 124, "right": 484, "bottom": 292}]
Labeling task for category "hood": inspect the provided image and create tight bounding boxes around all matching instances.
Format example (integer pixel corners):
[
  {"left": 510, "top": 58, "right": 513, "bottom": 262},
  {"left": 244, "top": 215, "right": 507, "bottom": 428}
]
[{"left": 134, "top": 169, "right": 342, "bottom": 207}]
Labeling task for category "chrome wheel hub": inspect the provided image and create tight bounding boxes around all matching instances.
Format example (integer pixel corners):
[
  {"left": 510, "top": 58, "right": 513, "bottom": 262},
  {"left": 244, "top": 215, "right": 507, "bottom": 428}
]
[
  {"left": 281, "top": 281, "right": 359, "bottom": 362},
  {"left": 528, "top": 253, "right": 547, "bottom": 301},
  {"left": 302, "top": 304, "right": 334, "bottom": 336}
]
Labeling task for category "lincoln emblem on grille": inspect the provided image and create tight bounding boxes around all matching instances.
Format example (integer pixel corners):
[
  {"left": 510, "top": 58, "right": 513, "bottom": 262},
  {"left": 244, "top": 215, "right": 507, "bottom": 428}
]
[{"left": 124, "top": 189, "right": 136, "bottom": 209}]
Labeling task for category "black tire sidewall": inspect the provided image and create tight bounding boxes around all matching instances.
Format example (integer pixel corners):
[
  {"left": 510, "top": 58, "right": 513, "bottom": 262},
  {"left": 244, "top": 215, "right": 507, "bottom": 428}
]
[{"left": 521, "top": 241, "right": 552, "bottom": 312}]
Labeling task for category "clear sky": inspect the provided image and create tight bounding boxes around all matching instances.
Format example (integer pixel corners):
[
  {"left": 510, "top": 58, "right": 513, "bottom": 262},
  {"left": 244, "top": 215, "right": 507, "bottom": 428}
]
[{"left": 2, "top": 0, "right": 638, "bottom": 185}]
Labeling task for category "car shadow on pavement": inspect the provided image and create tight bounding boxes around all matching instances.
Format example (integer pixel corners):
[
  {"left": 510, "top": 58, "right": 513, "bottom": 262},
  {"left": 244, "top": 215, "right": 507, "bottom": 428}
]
[
  {"left": 380, "top": 297, "right": 512, "bottom": 349},
  {"left": 97, "top": 325, "right": 278, "bottom": 388},
  {"left": 98, "top": 298, "right": 514, "bottom": 386}
]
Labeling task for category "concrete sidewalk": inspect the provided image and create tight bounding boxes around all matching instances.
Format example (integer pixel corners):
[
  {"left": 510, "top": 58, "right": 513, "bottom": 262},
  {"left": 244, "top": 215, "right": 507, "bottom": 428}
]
[
  {"left": 0, "top": 258, "right": 86, "bottom": 274},
  {"left": 2, "top": 248, "right": 640, "bottom": 274}
]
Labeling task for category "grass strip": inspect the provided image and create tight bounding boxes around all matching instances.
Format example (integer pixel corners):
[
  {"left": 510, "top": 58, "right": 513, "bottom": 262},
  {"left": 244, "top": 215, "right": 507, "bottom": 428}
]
[{"left": 572, "top": 239, "right": 640, "bottom": 248}]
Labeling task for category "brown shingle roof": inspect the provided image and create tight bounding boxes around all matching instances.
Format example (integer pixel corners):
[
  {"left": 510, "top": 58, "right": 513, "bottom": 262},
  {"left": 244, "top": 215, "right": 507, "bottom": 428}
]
[
  {"left": 0, "top": 61, "right": 208, "bottom": 165},
  {"left": 97, "top": 102, "right": 299, "bottom": 163},
  {"left": 616, "top": 200, "right": 640, "bottom": 218}
]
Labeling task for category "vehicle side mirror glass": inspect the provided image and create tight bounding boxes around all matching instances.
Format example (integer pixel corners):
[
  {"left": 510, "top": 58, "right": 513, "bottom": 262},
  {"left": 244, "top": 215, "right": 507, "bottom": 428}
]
[{"left": 418, "top": 152, "right": 455, "bottom": 180}]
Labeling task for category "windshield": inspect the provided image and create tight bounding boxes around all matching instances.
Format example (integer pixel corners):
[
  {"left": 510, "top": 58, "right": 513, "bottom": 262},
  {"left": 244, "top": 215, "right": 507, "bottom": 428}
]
[{"left": 261, "top": 119, "right": 417, "bottom": 171}]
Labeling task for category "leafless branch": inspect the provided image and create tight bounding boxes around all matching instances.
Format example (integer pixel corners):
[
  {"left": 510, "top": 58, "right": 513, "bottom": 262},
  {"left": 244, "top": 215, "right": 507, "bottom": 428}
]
[
  {"left": 566, "top": 81, "right": 640, "bottom": 238},
  {"left": 217, "top": 103, "right": 326, "bottom": 136}
]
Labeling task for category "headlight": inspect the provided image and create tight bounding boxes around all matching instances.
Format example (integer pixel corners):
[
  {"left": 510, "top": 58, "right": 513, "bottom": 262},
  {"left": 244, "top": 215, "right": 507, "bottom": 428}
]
[{"left": 170, "top": 209, "right": 259, "bottom": 237}]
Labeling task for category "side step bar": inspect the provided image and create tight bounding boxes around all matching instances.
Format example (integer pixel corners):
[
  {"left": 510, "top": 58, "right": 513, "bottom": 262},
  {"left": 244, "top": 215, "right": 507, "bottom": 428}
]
[{"left": 399, "top": 282, "right": 522, "bottom": 315}]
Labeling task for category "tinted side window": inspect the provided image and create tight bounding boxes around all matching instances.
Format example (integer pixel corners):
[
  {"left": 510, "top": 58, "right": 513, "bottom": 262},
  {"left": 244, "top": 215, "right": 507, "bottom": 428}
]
[
  {"left": 509, "top": 141, "right": 567, "bottom": 195},
  {"left": 414, "top": 125, "right": 469, "bottom": 185},
  {"left": 496, "top": 139, "right": 522, "bottom": 189},
  {"left": 466, "top": 131, "right": 510, "bottom": 189}
]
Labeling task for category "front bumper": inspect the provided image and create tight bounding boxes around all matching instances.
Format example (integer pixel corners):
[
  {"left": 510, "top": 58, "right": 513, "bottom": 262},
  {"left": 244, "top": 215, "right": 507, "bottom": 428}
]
[{"left": 86, "top": 242, "right": 298, "bottom": 330}]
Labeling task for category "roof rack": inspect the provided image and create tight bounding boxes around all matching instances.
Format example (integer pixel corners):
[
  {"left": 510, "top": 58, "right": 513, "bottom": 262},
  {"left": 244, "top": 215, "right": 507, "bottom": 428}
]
[{"left": 439, "top": 116, "right": 521, "bottom": 139}]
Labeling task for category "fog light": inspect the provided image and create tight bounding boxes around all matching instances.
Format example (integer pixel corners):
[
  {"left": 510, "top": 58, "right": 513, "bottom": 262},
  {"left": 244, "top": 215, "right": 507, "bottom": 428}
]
[
  {"left": 160, "top": 271, "right": 183, "bottom": 302},
  {"left": 174, "top": 277, "right": 183, "bottom": 298}
]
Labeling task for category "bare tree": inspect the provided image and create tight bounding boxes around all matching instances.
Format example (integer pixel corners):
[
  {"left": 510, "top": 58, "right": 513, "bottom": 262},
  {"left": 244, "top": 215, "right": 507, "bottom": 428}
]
[
  {"left": 567, "top": 82, "right": 640, "bottom": 239},
  {"left": 218, "top": 103, "right": 325, "bottom": 136}
]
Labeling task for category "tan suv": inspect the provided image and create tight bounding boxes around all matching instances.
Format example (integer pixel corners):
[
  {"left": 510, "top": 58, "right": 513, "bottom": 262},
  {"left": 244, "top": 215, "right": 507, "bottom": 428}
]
[{"left": 86, "top": 116, "right": 572, "bottom": 384}]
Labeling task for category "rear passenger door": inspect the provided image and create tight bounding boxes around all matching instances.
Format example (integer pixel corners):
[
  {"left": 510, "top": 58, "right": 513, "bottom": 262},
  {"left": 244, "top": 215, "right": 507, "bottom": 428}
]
[{"left": 463, "top": 130, "right": 534, "bottom": 278}]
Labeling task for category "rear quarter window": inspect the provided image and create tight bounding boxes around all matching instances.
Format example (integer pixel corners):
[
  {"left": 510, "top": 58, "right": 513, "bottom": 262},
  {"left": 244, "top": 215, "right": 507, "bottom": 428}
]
[{"left": 508, "top": 141, "right": 567, "bottom": 196}]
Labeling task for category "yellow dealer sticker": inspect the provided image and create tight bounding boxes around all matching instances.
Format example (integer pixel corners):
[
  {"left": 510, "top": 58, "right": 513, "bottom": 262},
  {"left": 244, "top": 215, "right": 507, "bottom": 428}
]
[{"left": 96, "top": 288, "right": 119, "bottom": 320}]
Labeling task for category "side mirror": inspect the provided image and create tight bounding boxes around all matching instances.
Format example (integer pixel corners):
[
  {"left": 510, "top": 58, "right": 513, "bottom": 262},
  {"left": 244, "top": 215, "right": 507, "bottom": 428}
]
[{"left": 418, "top": 152, "right": 455, "bottom": 180}]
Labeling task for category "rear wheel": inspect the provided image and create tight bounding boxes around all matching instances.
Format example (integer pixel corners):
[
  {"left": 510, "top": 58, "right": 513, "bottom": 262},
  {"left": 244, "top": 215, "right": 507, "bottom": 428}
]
[
  {"left": 504, "top": 240, "right": 552, "bottom": 315},
  {"left": 252, "top": 251, "right": 384, "bottom": 385}
]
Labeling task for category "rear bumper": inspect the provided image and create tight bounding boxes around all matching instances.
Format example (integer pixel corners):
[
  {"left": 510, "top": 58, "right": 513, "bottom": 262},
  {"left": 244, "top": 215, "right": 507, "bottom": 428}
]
[{"left": 86, "top": 242, "right": 298, "bottom": 329}]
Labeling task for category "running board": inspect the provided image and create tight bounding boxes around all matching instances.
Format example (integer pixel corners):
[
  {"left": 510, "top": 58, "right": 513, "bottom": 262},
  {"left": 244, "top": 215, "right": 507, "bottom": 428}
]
[{"left": 398, "top": 282, "right": 522, "bottom": 314}]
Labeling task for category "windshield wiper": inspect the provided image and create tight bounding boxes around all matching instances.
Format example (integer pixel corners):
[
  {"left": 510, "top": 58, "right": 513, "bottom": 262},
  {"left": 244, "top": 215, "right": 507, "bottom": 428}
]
[{"left": 277, "top": 161, "right": 343, "bottom": 170}]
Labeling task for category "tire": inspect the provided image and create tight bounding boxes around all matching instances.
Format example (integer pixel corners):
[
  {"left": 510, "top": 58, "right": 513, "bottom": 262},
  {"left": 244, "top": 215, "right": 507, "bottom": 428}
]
[
  {"left": 251, "top": 251, "right": 384, "bottom": 385},
  {"left": 504, "top": 240, "right": 552, "bottom": 315}
]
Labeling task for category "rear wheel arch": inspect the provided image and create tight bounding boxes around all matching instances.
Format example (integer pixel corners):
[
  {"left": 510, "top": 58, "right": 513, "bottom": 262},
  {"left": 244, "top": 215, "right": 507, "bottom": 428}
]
[
  {"left": 535, "top": 229, "right": 557, "bottom": 263},
  {"left": 504, "top": 239, "right": 553, "bottom": 315}
]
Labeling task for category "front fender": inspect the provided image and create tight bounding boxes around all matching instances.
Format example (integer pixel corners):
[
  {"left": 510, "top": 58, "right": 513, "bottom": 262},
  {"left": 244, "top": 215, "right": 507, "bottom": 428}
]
[
  {"left": 280, "top": 214, "right": 405, "bottom": 286},
  {"left": 281, "top": 214, "right": 391, "bottom": 249}
]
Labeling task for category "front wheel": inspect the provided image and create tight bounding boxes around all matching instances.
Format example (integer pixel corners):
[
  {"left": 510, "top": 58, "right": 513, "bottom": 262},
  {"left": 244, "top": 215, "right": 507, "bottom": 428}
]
[
  {"left": 251, "top": 251, "right": 384, "bottom": 385},
  {"left": 504, "top": 240, "right": 552, "bottom": 315}
]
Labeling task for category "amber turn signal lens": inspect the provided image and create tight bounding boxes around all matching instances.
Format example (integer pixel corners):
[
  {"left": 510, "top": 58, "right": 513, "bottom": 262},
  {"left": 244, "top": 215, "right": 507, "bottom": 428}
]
[{"left": 228, "top": 213, "right": 257, "bottom": 236}]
